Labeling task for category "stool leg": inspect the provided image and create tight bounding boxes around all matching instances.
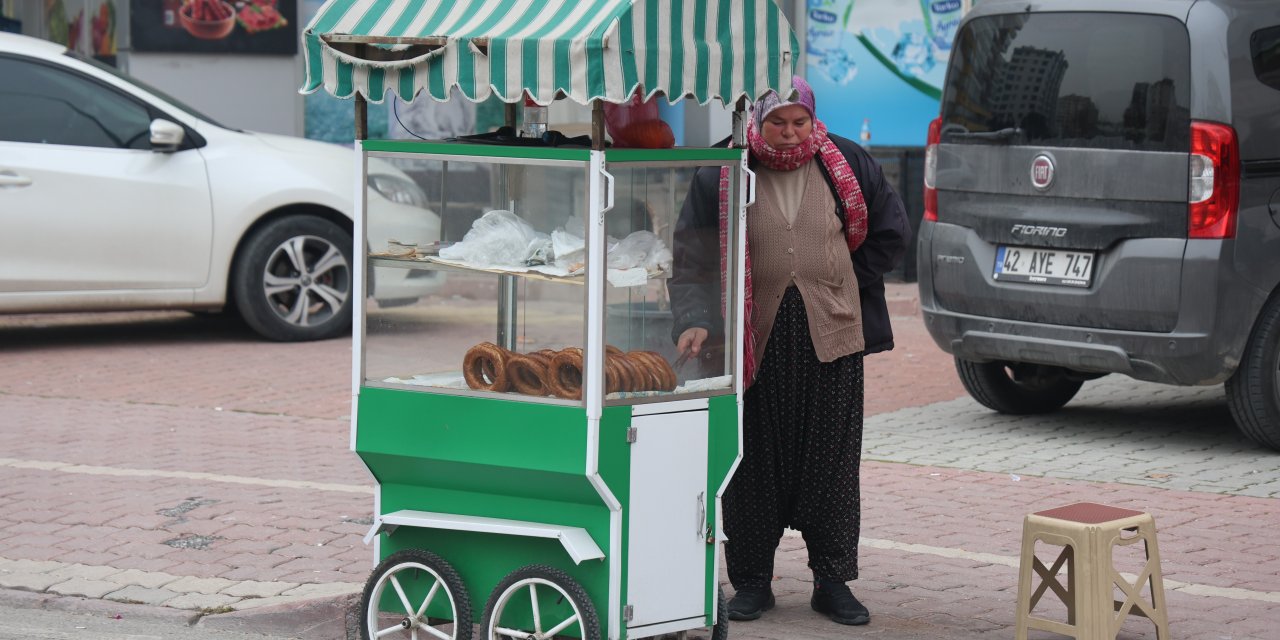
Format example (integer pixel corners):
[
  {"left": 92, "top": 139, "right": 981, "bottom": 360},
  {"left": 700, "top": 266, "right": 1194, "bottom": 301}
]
[
  {"left": 1082, "top": 525, "right": 1112, "bottom": 640},
  {"left": 1064, "top": 544, "right": 1075, "bottom": 626},
  {"left": 1015, "top": 525, "right": 1037, "bottom": 640},
  {"left": 1145, "top": 531, "right": 1171, "bottom": 639}
]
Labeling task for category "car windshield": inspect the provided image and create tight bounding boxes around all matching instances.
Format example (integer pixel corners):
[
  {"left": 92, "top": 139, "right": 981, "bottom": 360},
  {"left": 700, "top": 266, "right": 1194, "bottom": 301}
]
[{"left": 67, "top": 51, "right": 235, "bottom": 130}]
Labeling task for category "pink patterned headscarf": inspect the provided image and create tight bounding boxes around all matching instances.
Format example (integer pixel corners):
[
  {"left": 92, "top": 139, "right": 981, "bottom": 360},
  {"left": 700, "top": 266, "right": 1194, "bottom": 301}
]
[
  {"left": 752, "top": 75, "right": 817, "bottom": 133},
  {"left": 717, "top": 77, "right": 870, "bottom": 387}
]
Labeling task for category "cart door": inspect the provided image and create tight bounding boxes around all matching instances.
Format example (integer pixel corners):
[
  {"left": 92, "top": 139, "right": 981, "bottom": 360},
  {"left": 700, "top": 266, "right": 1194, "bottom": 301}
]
[{"left": 626, "top": 405, "right": 709, "bottom": 630}]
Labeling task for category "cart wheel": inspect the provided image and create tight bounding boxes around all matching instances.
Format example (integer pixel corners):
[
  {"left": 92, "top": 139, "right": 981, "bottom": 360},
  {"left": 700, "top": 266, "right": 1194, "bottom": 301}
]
[
  {"left": 710, "top": 585, "right": 728, "bottom": 640},
  {"left": 481, "top": 565, "right": 600, "bottom": 640},
  {"left": 360, "top": 549, "right": 473, "bottom": 640}
]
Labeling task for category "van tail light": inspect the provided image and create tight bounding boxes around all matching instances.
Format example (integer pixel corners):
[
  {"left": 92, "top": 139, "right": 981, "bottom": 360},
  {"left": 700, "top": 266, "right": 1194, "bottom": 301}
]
[
  {"left": 924, "top": 117, "right": 941, "bottom": 221},
  {"left": 1188, "top": 120, "right": 1240, "bottom": 239}
]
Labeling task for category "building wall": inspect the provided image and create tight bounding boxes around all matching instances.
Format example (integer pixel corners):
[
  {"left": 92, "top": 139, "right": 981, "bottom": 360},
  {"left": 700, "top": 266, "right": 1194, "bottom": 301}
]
[{"left": 128, "top": 52, "right": 303, "bottom": 136}]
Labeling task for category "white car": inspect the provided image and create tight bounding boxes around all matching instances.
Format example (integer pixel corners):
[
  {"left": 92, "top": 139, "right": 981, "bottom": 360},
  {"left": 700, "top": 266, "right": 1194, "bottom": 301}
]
[{"left": 0, "top": 32, "right": 441, "bottom": 341}]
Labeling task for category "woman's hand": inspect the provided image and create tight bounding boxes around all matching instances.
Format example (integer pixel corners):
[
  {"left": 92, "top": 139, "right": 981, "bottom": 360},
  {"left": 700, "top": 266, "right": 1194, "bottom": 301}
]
[{"left": 677, "top": 327, "right": 709, "bottom": 356}]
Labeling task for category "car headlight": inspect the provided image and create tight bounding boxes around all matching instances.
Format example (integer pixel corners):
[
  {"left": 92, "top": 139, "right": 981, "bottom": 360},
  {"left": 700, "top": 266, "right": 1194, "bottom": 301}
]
[{"left": 368, "top": 174, "right": 429, "bottom": 208}]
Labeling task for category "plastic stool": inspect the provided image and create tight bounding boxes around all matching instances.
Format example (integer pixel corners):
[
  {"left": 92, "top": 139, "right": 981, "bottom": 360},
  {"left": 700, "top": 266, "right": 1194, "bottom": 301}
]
[{"left": 1014, "top": 502, "right": 1170, "bottom": 640}]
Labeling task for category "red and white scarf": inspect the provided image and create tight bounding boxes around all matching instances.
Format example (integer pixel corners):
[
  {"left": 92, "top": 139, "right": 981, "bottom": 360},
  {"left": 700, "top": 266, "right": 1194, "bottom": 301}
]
[{"left": 717, "top": 119, "right": 869, "bottom": 387}]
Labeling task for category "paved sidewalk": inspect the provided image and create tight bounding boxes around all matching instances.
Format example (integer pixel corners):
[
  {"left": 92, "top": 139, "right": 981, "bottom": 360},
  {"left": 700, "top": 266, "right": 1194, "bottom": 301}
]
[{"left": 1, "top": 283, "right": 1278, "bottom": 639}]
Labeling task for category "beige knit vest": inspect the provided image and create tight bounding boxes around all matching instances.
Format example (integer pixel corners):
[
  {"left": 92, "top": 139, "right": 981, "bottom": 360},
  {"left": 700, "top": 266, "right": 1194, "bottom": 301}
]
[{"left": 747, "top": 160, "right": 864, "bottom": 372}]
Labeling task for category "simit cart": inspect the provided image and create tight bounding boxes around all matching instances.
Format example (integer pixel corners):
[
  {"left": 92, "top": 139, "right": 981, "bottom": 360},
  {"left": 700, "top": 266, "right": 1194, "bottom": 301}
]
[{"left": 301, "top": 1, "right": 797, "bottom": 638}]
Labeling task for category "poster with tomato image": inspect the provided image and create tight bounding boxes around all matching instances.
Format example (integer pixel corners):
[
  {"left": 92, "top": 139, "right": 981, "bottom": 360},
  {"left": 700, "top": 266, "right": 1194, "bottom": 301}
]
[{"left": 130, "top": 0, "right": 296, "bottom": 54}]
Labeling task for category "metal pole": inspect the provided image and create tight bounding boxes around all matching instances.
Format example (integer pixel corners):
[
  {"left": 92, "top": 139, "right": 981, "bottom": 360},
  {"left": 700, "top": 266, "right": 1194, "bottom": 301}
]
[
  {"left": 355, "top": 94, "right": 368, "bottom": 140},
  {"left": 438, "top": 161, "right": 449, "bottom": 242},
  {"left": 505, "top": 102, "right": 518, "bottom": 132},
  {"left": 497, "top": 274, "right": 519, "bottom": 350},
  {"left": 591, "top": 100, "right": 606, "bottom": 150},
  {"left": 354, "top": 45, "right": 369, "bottom": 140},
  {"left": 731, "top": 96, "right": 748, "bottom": 147}
]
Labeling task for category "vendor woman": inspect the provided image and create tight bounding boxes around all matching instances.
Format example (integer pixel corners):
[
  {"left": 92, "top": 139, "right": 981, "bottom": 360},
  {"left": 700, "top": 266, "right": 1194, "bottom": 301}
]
[{"left": 670, "top": 76, "right": 909, "bottom": 626}]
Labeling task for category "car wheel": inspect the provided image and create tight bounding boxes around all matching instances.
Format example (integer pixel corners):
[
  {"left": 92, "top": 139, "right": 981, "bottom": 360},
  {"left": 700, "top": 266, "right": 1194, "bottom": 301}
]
[
  {"left": 955, "top": 358, "right": 1083, "bottom": 414},
  {"left": 232, "top": 215, "right": 352, "bottom": 342},
  {"left": 1225, "top": 297, "right": 1280, "bottom": 450}
]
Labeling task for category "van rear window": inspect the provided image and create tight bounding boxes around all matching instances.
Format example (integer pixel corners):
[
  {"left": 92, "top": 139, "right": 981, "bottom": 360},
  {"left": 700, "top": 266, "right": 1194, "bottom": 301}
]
[
  {"left": 940, "top": 12, "right": 1190, "bottom": 152},
  {"left": 1252, "top": 25, "right": 1280, "bottom": 91}
]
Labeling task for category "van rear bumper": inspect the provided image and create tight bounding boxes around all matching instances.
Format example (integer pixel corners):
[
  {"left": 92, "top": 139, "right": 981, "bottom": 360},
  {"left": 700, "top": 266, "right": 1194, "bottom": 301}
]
[{"left": 922, "top": 308, "right": 1233, "bottom": 386}]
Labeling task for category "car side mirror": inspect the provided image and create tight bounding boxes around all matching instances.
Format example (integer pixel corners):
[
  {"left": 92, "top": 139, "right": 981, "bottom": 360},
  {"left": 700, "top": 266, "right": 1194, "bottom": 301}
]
[{"left": 149, "top": 118, "right": 185, "bottom": 152}]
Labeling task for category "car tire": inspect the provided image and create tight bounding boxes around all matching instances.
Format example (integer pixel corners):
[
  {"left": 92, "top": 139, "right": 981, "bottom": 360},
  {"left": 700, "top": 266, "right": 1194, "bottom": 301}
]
[
  {"left": 955, "top": 358, "right": 1083, "bottom": 415},
  {"left": 232, "top": 215, "right": 353, "bottom": 342},
  {"left": 1225, "top": 297, "right": 1280, "bottom": 451}
]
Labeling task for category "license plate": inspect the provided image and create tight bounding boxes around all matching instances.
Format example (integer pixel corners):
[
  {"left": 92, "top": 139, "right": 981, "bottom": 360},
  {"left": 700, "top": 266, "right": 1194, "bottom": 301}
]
[{"left": 994, "top": 245, "right": 1094, "bottom": 287}]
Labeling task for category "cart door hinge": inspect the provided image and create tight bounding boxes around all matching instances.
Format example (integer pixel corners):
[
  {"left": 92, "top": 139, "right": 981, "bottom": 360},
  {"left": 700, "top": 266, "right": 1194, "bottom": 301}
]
[
  {"left": 625, "top": 427, "right": 638, "bottom": 443},
  {"left": 624, "top": 604, "right": 634, "bottom": 622}
]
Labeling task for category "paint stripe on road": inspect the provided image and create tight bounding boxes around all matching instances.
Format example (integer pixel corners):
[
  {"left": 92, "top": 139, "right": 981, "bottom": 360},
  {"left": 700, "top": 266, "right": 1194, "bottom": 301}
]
[
  {"left": 0, "top": 458, "right": 373, "bottom": 495},
  {"left": 861, "top": 537, "right": 1280, "bottom": 603}
]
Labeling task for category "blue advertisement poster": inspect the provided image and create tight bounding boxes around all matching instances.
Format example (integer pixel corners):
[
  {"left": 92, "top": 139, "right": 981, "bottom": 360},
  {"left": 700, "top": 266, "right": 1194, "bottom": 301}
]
[{"left": 806, "top": 0, "right": 962, "bottom": 147}]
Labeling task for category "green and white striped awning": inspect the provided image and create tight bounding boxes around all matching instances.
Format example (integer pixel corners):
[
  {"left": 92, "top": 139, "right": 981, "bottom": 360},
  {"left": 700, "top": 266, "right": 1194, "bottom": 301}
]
[{"left": 301, "top": 0, "right": 798, "bottom": 105}]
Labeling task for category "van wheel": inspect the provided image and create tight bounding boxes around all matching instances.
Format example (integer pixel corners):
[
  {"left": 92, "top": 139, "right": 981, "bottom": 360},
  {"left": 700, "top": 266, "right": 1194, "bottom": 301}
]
[
  {"left": 1225, "top": 299, "right": 1280, "bottom": 451},
  {"left": 955, "top": 358, "right": 1083, "bottom": 414}
]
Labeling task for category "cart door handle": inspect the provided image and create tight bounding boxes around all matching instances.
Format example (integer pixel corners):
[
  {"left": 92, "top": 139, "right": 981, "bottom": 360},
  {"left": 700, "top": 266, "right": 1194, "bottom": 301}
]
[
  {"left": 600, "top": 168, "right": 615, "bottom": 221},
  {"left": 742, "top": 166, "right": 756, "bottom": 209},
  {"left": 696, "top": 491, "right": 706, "bottom": 538}
]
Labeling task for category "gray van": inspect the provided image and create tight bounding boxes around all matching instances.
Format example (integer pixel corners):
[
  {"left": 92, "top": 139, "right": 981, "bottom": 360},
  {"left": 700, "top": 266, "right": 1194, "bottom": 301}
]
[{"left": 917, "top": 0, "right": 1280, "bottom": 449}]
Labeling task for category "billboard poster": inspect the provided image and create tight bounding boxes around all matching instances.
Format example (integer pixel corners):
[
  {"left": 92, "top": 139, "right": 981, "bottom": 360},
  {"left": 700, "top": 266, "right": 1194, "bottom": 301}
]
[
  {"left": 806, "top": 0, "right": 962, "bottom": 147},
  {"left": 130, "top": 0, "right": 296, "bottom": 54},
  {"left": 43, "top": 0, "right": 118, "bottom": 65}
]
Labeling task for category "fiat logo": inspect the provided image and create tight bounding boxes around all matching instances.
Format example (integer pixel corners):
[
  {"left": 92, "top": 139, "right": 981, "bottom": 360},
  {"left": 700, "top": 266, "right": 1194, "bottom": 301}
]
[{"left": 1030, "top": 154, "right": 1055, "bottom": 190}]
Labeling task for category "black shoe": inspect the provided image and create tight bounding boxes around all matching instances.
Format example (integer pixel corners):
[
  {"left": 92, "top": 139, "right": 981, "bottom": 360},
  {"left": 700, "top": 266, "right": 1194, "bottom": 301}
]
[
  {"left": 727, "top": 586, "right": 775, "bottom": 621},
  {"left": 810, "top": 580, "right": 870, "bottom": 625}
]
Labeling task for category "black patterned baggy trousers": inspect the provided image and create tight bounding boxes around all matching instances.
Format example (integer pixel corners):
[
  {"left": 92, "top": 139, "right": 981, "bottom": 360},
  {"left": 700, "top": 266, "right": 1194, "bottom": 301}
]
[{"left": 723, "top": 286, "right": 865, "bottom": 589}]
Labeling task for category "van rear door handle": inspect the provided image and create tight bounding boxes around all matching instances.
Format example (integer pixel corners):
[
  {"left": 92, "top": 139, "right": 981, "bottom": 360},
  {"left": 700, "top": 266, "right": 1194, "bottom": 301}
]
[{"left": 0, "top": 170, "right": 32, "bottom": 188}]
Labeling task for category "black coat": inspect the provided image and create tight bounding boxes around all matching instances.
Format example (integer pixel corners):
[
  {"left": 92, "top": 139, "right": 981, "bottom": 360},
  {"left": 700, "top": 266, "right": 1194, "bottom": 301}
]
[{"left": 670, "top": 133, "right": 911, "bottom": 355}]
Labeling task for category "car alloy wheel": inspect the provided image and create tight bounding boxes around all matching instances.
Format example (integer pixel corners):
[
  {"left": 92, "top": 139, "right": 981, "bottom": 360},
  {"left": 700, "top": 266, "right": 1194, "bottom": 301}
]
[{"left": 233, "top": 215, "right": 353, "bottom": 341}]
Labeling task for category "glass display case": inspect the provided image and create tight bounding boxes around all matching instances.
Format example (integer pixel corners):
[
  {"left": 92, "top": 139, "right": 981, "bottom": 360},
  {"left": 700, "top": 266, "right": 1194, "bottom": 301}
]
[{"left": 358, "top": 142, "right": 745, "bottom": 407}]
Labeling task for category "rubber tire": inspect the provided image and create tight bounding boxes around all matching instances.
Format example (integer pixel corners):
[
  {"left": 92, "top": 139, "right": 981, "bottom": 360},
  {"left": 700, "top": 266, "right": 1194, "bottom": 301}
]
[
  {"left": 1226, "top": 296, "right": 1280, "bottom": 450},
  {"left": 232, "top": 215, "right": 353, "bottom": 342},
  {"left": 710, "top": 585, "right": 729, "bottom": 640},
  {"left": 955, "top": 358, "right": 1084, "bottom": 415},
  {"left": 481, "top": 565, "right": 600, "bottom": 640},
  {"left": 359, "top": 549, "right": 473, "bottom": 640}
]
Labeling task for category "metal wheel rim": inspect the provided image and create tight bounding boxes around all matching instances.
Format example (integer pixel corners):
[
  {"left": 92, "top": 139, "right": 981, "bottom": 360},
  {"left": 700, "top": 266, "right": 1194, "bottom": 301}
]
[
  {"left": 262, "top": 233, "right": 350, "bottom": 328},
  {"left": 487, "top": 577, "right": 584, "bottom": 640},
  {"left": 367, "top": 561, "right": 460, "bottom": 640}
]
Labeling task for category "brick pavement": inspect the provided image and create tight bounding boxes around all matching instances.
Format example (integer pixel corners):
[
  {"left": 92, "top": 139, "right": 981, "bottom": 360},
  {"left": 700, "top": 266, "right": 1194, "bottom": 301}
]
[{"left": 0, "top": 285, "right": 1277, "bottom": 639}]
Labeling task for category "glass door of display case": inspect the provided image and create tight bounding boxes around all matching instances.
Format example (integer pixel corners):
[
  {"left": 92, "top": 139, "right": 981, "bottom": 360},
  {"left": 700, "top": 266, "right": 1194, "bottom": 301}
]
[
  {"left": 355, "top": 142, "right": 745, "bottom": 409},
  {"left": 601, "top": 149, "right": 746, "bottom": 406}
]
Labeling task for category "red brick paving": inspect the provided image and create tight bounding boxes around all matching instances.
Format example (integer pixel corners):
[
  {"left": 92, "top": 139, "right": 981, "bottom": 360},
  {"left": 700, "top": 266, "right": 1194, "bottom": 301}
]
[{"left": 0, "top": 286, "right": 1275, "bottom": 640}]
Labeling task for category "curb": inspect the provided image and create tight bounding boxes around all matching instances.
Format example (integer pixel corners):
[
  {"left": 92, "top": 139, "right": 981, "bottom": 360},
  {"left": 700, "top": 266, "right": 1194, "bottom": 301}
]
[
  {"left": 197, "top": 592, "right": 358, "bottom": 640},
  {"left": 1, "top": 586, "right": 359, "bottom": 640},
  {"left": 0, "top": 587, "right": 198, "bottom": 625}
]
